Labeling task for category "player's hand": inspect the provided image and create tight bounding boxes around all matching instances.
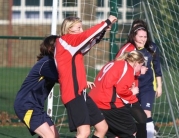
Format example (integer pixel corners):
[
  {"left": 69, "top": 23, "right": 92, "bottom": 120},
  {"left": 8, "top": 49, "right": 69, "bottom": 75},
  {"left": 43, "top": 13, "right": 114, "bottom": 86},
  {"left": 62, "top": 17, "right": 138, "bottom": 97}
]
[
  {"left": 87, "top": 81, "right": 95, "bottom": 89},
  {"left": 156, "top": 86, "right": 162, "bottom": 98},
  {"left": 140, "top": 66, "right": 148, "bottom": 74},
  {"left": 135, "top": 41, "right": 145, "bottom": 49},
  {"left": 106, "top": 15, "right": 117, "bottom": 31},
  {"left": 108, "top": 15, "right": 117, "bottom": 23},
  {"left": 131, "top": 86, "right": 139, "bottom": 95}
]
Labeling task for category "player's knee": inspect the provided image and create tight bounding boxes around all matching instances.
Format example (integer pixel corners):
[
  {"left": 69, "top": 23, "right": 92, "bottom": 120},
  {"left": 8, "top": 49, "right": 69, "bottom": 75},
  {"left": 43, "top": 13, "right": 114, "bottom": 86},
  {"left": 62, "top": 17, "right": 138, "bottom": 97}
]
[
  {"left": 100, "top": 121, "right": 108, "bottom": 133},
  {"left": 78, "top": 129, "right": 90, "bottom": 138},
  {"left": 94, "top": 120, "right": 108, "bottom": 137},
  {"left": 82, "top": 131, "right": 90, "bottom": 138}
]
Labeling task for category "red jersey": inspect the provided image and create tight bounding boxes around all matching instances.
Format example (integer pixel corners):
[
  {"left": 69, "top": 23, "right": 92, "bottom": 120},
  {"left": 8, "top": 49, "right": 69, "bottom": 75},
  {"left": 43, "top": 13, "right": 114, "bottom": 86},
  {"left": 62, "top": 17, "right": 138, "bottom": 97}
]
[
  {"left": 116, "top": 43, "right": 140, "bottom": 86},
  {"left": 116, "top": 43, "right": 136, "bottom": 58},
  {"left": 55, "top": 20, "right": 111, "bottom": 104},
  {"left": 89, "top": 60, "right": 138, "bottom": 109}
]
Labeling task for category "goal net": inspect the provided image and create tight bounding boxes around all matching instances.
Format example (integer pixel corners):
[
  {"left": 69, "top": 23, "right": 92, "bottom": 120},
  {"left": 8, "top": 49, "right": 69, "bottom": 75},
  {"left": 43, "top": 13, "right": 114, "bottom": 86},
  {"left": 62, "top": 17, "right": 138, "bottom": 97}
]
[{"left": 48, "top": 0, "right": 179, "bottom": 137}]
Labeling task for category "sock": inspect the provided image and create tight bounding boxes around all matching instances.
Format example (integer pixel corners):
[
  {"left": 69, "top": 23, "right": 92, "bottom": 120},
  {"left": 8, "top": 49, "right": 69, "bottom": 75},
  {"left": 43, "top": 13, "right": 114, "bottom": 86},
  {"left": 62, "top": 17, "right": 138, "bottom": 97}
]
[
  {"left": 92, "top": 135, "right": 99, "bottom": 138},
  {"left": 146, "top": 117, "right": 155, "bottom": 138},
  {"left": 136, "top": 123, "right": 147, "bottom": 138}
]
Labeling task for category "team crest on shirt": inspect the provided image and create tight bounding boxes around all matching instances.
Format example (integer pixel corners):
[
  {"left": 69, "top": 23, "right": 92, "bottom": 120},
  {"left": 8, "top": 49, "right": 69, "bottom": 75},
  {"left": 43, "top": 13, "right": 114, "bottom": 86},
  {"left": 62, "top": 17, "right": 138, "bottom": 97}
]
[
  {"left": 146, "top": 103, "right": 151, "bottom": 107},
  {"left": 149, "top": 45, "right": 153, "bottom": 49}
]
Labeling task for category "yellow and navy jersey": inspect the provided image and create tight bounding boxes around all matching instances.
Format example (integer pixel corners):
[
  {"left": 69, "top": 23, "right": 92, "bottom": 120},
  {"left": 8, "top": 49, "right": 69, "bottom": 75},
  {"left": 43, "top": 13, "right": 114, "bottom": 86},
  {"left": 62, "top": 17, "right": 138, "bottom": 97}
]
[
  {"left": 116, "top": 42, "right": 162, "bottom": 92},
  {"left": 138, "top": 42, "right": 162, "bottom": 91},
  {"left": 14, "top": 56, "right": 58, "bottom": 110}
]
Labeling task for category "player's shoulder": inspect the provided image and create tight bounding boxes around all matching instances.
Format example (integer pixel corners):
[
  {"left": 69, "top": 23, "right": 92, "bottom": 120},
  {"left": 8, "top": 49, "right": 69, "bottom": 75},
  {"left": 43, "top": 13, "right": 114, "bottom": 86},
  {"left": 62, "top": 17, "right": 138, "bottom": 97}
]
[
  {"left": 122, "top": 43, "right": 136, "bottom": 51},
  {"left": 149, "top": 41, "right": 158, "bottom": 51},
  {"left": 123, "top": 42, "right": 135, "bottom": 48},
  {"left": 39, "top": 56, "right": 51, "bottom": 62},
  {"left": 115, "top": 60, "right": 128, "bottom": 69},
  {"left": 35, "top": 56, "right": 54, "bottom": 67}
]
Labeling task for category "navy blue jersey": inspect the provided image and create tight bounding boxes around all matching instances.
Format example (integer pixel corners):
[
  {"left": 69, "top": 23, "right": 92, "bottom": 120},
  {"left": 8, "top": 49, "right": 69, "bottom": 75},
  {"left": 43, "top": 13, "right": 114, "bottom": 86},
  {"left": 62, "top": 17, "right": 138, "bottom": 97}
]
[
  {"left": 138, "top": 42, "right": 162, "bottom": 92},
  {"left": 14, "top": 56, "right": 58, "bottom": 110}
]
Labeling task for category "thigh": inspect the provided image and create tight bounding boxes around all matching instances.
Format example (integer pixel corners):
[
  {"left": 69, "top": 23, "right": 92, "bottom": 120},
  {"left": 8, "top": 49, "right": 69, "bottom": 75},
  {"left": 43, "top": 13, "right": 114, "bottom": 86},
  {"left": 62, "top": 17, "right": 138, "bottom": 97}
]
[
  {"left": 86, "top": 94, "right": 105, "bottom": 126},
  {"left": 138, "top": 90, "right": 155, "bottom": 111},
  {"left": 50, "top": 125, "right": 60, "bottom": 138},
  {"left": 30, "top": 109, "right": 54, "bottom": 134},
  {"left": 65, "top": 95, "right": 90, "bottom": 132},
  {"left": 101, "top": 106, "right": 137, "bottom": 138},
  {"left": 34, "top": 122, "right": 55, "bottom": 138}
]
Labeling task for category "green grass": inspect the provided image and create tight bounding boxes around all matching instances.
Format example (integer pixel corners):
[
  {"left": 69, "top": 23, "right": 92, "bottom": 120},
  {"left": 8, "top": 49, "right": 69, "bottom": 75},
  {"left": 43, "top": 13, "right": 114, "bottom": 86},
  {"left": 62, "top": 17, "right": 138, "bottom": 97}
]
[
  {"left": 0, "top": 126, "right": 76, "bottom": 138},
  {"left": 0, "top": 126, "right": 37, "bottom": 138}
]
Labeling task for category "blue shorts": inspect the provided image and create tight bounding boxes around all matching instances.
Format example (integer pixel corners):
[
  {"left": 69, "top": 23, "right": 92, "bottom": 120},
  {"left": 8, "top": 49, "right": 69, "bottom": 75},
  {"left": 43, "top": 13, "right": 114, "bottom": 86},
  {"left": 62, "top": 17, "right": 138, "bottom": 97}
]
[
  {"left": 137, "top": 89, "right": 155, "bottom": 111},
  {"left": 14, "top": 107, "right": 54, "bottom": 135},
  {"left": 65, "top": 92, "right": 105, "bottom": 132}
]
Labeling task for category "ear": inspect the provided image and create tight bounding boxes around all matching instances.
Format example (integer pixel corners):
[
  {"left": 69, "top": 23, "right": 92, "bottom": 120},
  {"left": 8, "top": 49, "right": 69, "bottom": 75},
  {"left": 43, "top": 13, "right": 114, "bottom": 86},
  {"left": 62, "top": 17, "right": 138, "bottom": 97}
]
[{"left": 133, "top": 62, "right": 138, "bottom": 67}]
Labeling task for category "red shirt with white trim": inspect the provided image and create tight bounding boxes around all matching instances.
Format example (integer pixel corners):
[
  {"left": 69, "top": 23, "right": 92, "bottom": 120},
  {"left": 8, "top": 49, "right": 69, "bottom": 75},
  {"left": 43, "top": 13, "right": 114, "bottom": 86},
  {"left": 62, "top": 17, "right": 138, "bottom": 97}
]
[
  {"left": 89, "top": 60, "right": 138, "bottom": 109},
  {"left": 116, "top": 43, "right": 136, "bottom": 58},
  {"left": 116, "top": 43, "right": 139, "bottom": 86},
  {"left": 55, "top": 20, "right": 111, "bottom": 104}
]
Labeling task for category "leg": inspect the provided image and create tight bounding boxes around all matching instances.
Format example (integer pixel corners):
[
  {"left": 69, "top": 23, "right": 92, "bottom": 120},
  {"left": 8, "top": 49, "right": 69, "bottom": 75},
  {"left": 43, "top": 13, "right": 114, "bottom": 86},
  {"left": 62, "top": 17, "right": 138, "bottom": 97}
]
[
  {"left": 145, "top": 110, "right": 155, "bottom": 138},
  {"left": 50, "top": 125, "right": 60, "bottom": 138},
  {"left": 85, "top": 94, "right": 108, "bottom": 138},
  {"left": 138, "top": 90, "right": 155, "bottom": 138},
  {"left": 34, "top": 122, "right": 55, "bottom": 138},
  {"left": 65, "top": 95, "right": 91, "bottom": 137},
  {"left": 76, "top": 124, "right": 90, "bottom": 138},
  {"left": 93, "top": 120, "right": 108, "bottom": 138},
  {"left": 101, "top": 107, "right": 137, "bottom": 138},
  {"left": 128, "top": 102, "right": 147, "bottom": 138}
]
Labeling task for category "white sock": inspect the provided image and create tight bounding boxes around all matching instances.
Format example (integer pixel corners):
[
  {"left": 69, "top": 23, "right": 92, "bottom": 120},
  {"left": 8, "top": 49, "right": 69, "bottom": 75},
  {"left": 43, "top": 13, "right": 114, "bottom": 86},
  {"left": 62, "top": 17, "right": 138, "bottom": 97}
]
[{"left": 147, "top": 121, "right": 155, "bottom": 138}]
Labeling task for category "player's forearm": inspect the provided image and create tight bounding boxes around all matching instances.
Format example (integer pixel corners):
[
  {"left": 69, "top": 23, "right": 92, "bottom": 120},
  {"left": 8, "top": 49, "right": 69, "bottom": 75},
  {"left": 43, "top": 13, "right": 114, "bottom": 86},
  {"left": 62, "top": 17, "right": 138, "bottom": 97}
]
[{"left": 156, "top": 76, "right": 162, "bottom": 87}]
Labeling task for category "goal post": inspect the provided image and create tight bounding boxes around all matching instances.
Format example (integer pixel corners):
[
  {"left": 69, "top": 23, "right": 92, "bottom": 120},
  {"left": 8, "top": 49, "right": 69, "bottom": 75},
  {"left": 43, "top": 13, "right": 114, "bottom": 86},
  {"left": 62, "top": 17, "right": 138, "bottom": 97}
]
[
  {"left": 47, "top": 0, "right": 58, "bottom": 117},
  {"left": 109, "top": 0, "right": 119, "bottom": 60}
]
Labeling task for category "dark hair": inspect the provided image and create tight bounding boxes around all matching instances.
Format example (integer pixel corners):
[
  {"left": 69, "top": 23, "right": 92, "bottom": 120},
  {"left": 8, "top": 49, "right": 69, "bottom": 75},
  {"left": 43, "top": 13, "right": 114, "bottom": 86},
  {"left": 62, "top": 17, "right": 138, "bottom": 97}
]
[
  {"left": 131, "top": 19, "right": 148, "bottom": 29},
  {"left": 37, "top": 35, "right": 60, "bottom": 61},
  {"left": 127, "top": 25, "right": 154, "bottom": 55}
]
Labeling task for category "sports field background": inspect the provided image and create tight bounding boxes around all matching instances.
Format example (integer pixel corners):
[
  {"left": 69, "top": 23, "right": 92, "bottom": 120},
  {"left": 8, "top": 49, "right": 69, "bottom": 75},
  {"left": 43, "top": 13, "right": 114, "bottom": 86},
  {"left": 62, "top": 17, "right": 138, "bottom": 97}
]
[{"left": 1, "top": 0, "right": 179, "bottom": 137}]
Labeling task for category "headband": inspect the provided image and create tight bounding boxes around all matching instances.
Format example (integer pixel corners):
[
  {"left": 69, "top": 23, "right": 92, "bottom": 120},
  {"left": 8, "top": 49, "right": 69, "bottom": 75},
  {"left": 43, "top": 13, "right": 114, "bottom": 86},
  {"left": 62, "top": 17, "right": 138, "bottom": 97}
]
[{"left": 134, "top": 27, "right": 146, "bottom": 32}]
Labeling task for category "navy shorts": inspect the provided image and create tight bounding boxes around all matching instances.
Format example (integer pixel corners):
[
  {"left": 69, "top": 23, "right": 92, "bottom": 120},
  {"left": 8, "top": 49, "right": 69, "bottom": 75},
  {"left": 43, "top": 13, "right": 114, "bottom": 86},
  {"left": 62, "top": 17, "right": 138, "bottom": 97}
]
[
  {"left": 65, "top": 92, "right": 105, "bottom": 132},
  {"left": 137, "top": 89, "right": 155, "bottom": 111},
  {"left": 14, "top": 107, "right": 54, "bottom": 135},
  {"left": 101, "top": 106, "right": 137, "bottom": 138}
]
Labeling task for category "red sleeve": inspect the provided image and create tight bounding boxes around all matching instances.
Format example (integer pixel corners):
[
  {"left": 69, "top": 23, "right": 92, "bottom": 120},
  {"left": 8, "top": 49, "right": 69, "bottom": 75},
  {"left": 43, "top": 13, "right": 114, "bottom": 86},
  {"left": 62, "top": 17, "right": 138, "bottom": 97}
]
[
  {"left": 63, "top": 20, "right": 111, "bottom": 48},
  {"left": 116, "top": 43, "right": 136, "bottom": 58}
]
